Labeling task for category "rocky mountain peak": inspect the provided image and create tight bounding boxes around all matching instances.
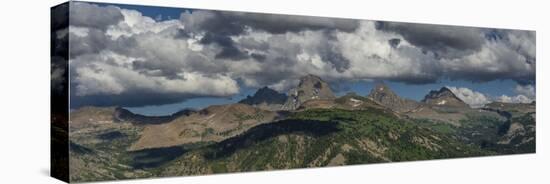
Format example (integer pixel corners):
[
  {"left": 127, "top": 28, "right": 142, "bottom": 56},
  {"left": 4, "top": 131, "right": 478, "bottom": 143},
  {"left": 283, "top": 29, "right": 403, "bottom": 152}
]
[
  {"left": 282, "top": 74, "right": 335, "bottom": 110},
  {"left": 368, "top": 83, "right": 419, "bottom": 112},
  {"left": 422, "top": 87, "right": 467, "bottom": 107},
  {"left": 369, "top": 83, "right": 397, "bottom": 99},
  {"left": 239, "top": 86, "right": 287, "bottom": 106},
  {"left": 298, "top": 74, "right": 323, "bottom": 85}
]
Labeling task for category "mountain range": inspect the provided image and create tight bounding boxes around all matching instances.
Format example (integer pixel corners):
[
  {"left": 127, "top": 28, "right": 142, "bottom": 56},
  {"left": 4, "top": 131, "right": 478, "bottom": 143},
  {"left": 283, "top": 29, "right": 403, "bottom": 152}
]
[{"left": 67, "top": 74, "right": 536, "bottom": 182}]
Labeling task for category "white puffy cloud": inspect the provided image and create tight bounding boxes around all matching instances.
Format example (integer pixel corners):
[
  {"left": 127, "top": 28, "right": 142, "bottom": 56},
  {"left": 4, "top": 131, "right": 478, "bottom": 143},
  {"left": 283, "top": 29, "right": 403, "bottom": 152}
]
[
  {"left": 495, "top": 84, "right": 535, "bottom": 104},
  {"left": 515, "top": 84, "right": 535, "bottom": 99},
  {"left": 496, "top": 95, "right": 533, "bottom": 104},
  {"left": 69, "top": 3, "right": 240, "bottom": 107},
  {"left": 439, "top": 38, "right": 535, "bottom": 83},
  {"left": 68, "top": 2, "right": 536, "bottom": 107},
  {"left": 447, "top": 86, "right": 491, "bottom": 108},
  {"left": 71, "top": 51, "right": 239, "bottom": 97},
  {"left": 106, "top": 9, "right": 183, "bottom": 39},
  {"left": 335, "top": 21, "right": 440, "bottom": 83},
  {"left": 447, "top": 85, "right": 536, "bottom": 107},
  {"left": 69, "top": 2, "right": 123, "bottom": 30}
]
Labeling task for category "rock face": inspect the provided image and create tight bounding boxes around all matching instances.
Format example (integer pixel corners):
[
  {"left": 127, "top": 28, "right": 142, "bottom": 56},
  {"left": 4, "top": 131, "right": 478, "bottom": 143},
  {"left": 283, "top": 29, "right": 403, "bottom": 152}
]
[
  {"left": 367, "top": 83, "right": 419, "bottom": 112},
  {"left": 404, "top": 87, "right": 475, "bottom": 125},
  {"left": 282, "top": 74, "right": 335, "bottom": 110},
  {"left": 422, "top": 87, "right": 468, "bottom": 108},
  {"left": 239, "top": 86, "right": 287, "bottom": 111}
]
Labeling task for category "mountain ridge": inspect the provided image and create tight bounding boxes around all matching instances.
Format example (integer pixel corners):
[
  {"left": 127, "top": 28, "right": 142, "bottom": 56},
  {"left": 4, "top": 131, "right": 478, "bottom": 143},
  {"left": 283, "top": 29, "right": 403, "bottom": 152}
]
[
  {"left": 367, "top": 83, "right": 420, "bottom": 113},
  {"left": 282, "top": 74, "right": 336, "bottom": 110},
  {"left": 422, "top": 87, "right": 468, "bottom": 108},
  {"left": 238, "top": 86, "right": 287, "bottom": 111},
  {"left": 68, "top": 74, "right": 536, "bottom": 182}
]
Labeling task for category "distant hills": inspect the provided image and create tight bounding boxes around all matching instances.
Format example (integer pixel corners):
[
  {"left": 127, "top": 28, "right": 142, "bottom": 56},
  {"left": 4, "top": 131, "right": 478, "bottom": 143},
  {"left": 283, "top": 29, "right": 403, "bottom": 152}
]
[{"left": 68, "top": 74, "right": 536, "bottom": 182}]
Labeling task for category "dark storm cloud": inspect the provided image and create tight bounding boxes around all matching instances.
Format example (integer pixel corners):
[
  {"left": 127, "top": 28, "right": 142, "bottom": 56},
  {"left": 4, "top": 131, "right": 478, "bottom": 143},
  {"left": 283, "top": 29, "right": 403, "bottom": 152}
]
[
  {"left": 181, "top": 10, "right": 360, "bottom": 35},
  {"left": 199, "top": 33, "right": 250, "bottom": 60},
  {"left": 318, "top": 31, "right": 351, "bottom": 72},
  {"left": 66, "top": 2, "right": 536, "bottom": 108},
  {"left": 220, "top": 12, "right": 360, "bottom": 34},
  {"left": 51, "top": 3, "right": 69, "bottom": 31},
  {"left": 69, "top": 29, "right": 110, "bottom": 58},
  {"left": 388, "top": 38, "right": 401, "bottom": 49},
  {"left": 131, "top": 60, "right": 183, "bottom": 80},
  {"left": 51, "top": 3, "right": 69, "bottom": 58},
  {"left": 250, "top": 53, "right": 267, "bottom": 62},
  {"left": 181, "top": 10, "right": 360, "bottom": 62},
  {"left": 70, "top": 89, "right": 195, "bottom": 108},
  {"left": 499, "top": 29, "right": 536, "bottom": 63},
  {"left": 51, "top": 3, "right": 70, "bottom": 116},
  {"left": 451, "top": 29, "right": 535, "bottom": 84},
  {"left": 318, "top": 44, "right": 350, "bottom": 73},
  {"left": 374, "top": 22, "right": 535, "bottom": 84},
  {"left": 386, "top": 74, "right": 440, "bottom": 84},
  {"left": 322, "top": 52, "right": 349, "bottom": 71},
  {"left": 377, "top": 22, "right": 485, "bottom": 58},
  {"left": 70, "top": 2, "right": 124, "bottom": 30},
  {"left": 215, "top": 46, "right": 250, "bottom": 60}
]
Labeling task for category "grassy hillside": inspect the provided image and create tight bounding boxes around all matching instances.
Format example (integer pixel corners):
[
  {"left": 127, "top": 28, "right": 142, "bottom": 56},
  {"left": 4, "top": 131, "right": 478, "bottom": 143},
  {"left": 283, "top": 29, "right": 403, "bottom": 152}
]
[
  {"left": 69, "top": 105, "right": 533, "bottom": 182},
  {"left": 159, "top": 108, "right": 491, "bottom": 176},
  {"left": 414, "top": 112, "right": 535, "bottom": 154}
]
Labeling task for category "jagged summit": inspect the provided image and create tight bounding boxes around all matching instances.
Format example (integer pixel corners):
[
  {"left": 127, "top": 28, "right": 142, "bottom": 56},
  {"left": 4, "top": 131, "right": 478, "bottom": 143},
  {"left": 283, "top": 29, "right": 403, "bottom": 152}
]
[
  {"left": 238, "top": 86, "right": 287, "bottom": 106},
  {"left": 367, "top": 83, "right": 419, "bottom": 112},
  {"left": 282, "top": 74, "right": 335, "bottom": 110},
  {"left": 369, "top": 83, "right": 398, "bottom": 99},
  {"left": 422, "top": 87, "right": 467, "bottom": 107}
]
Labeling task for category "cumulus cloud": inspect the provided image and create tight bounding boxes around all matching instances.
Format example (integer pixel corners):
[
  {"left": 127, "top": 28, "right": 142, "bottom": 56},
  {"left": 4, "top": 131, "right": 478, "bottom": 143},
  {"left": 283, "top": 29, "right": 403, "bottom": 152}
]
[
  {"left": 447, "top": 85, "right": 536, "bottom": 107},
  {"left": 69, "top": 2, "right": 124, "bottom": 30},
  {"left": 67, "top": 2, "right": 536, "bottom": 108},
  {"left": 447, "top": 86, "right": 491, "bottom": 108},
  {"left": 375, "top": 22, "right": 535, "bottom": 84},
  {"left": 180, "top": 10, "right": 360, "bottom": 35},
  {"left": 495, "top": 84, "right": 536, "bottom": 103},
  {"left": 440, "top": 35, "right": 535, "bottom": 84},
  {"left": 377, "top": 22, "right": 485, "bottom": 58},
  {"left": 178, "top": 10, "right": 360, "bottom": 63},
  {"left": 69, "top": 51, "right": 239, "bottom": 107},
  {"left": 69, "top": 3, "right": 239, "bottom": 107},
  {"left": 496, "top": 95, "right": 532, "bottom": 104},
  {"left": 515, "top": 84, "right": 535, "bottom": 99}
]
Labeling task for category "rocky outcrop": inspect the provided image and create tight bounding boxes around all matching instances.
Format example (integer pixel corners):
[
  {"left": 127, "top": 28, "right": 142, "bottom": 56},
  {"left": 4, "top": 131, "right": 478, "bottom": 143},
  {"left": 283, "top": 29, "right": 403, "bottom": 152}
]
[
  {"left": 367, "top": 83, "right": 419, "bottom": 112},
  {"left": 238, "top": 86, "right": 287, "bottom": 111},
  {"left": 422, "top": 87, "right": 468, "bottom": 108},
  {"left": 282, "top": 74, "right": 335, "bottom": 110}
]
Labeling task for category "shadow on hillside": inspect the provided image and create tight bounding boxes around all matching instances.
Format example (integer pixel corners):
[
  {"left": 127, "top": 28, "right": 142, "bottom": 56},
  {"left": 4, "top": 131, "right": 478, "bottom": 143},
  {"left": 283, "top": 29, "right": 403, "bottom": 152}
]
[
  {"left": 204, "top": 119, "right": 340, "bottom": 160},
  {"left": 129, "top": 146, "right": 187, "bottom": 169}
]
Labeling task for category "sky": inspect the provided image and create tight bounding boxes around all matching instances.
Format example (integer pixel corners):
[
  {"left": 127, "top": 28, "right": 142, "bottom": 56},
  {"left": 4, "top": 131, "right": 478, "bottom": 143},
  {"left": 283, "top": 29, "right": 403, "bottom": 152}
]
[{"left": 62, "top": 1, "right": 536, "bottom": 115}]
